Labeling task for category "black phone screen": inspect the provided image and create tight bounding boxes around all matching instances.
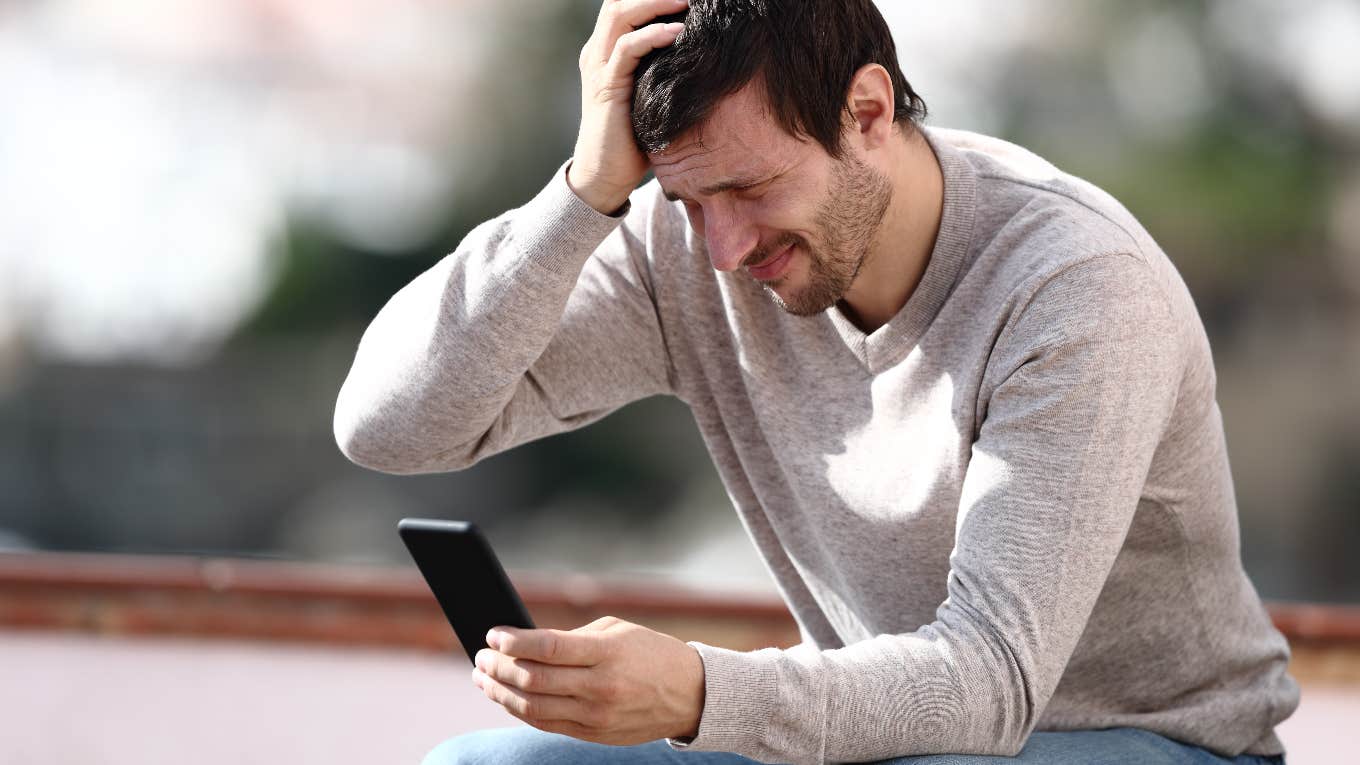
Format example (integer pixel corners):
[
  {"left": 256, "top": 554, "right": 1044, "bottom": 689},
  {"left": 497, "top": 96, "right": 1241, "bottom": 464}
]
[{"left": 398, "top": 518, "right": 535, "bottom": 662}]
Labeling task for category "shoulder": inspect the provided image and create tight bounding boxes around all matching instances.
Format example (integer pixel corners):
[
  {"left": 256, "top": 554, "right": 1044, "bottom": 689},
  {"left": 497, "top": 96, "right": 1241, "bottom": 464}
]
[
  {"left": 1006, "top": 254, "right": 1176, "bottom": 354},
  {"left": 932, "top": 128, "right": 1165, "bottom": 287},
  {"left": 929, "top": 128, "right": 1200, "bottom": 346}
]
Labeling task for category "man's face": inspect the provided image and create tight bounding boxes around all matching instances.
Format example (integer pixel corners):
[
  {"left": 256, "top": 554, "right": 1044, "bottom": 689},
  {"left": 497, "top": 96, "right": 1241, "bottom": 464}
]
[{"left": 649, "top": 84, "right": 893, "bottom": 316}]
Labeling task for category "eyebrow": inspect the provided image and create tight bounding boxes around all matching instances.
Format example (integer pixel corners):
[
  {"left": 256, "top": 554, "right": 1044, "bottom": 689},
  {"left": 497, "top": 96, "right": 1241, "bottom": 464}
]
[{"left": 662, "top": 176, "right": 766, "bottom": 203}]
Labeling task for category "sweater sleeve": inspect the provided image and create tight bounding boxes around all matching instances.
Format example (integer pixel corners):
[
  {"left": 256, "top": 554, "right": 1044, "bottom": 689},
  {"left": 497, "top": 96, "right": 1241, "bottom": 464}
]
[
  {"left": 333, "top": 163, "right": 674, "bottom": 474},
  {"left": 672, "top": 254, "right": 1184, "bottom": 763}
]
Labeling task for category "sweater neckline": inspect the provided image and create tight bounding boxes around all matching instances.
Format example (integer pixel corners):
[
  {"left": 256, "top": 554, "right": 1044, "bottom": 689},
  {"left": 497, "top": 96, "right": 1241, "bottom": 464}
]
[{"left": 825, "top": 127, "right": 977, "bottom": 374}]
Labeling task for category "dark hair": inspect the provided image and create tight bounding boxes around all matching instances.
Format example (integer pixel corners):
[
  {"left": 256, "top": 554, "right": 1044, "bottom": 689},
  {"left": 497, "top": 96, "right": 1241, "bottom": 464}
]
[{"left": 632, "top": 0, "right": 927, "bottom": 158}]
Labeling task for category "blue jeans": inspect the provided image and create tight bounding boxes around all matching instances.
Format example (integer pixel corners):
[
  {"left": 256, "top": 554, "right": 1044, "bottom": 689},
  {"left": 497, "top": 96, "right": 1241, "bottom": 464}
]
[{"left": 422, "top": 726, "right": 1285, "bottom": 764}]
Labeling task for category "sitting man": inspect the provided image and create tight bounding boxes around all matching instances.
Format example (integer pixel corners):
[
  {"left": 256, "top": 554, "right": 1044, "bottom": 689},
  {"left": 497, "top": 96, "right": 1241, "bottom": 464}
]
[{"left": 334, "top": 0, "right": 1299, "bottom": 762}]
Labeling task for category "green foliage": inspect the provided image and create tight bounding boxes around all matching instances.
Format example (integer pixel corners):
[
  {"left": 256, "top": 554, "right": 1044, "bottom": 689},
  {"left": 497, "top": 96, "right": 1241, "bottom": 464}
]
[
  {"left": 236, "top": 0, "right": 596, "bottom": 340},
  {"left": 1096, "top": 122, "right": 1330, "bottom": 279},
  {"left": 236, "top": 219, "right": 439, "bottom": 337}
]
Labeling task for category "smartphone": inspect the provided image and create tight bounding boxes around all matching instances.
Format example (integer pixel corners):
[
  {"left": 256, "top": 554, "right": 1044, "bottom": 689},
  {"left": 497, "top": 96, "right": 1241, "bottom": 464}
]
[{"left": 397, "top": 518, "right": 535, "bottom": 662}]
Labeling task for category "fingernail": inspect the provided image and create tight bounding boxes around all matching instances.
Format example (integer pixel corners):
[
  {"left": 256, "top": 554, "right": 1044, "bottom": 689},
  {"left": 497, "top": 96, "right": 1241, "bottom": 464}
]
[{"left": 486, "top": 629, "right": 503, "bottom": 648}]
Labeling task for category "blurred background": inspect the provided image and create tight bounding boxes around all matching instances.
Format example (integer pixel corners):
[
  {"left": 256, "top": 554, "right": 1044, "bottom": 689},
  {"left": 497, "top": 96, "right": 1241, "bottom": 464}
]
[
  {"left": 2, "top": 0, "right": 1357, "bottom": 600},
  {"left": 1, "top": 0, "right": 1358, "bottom": 762}
]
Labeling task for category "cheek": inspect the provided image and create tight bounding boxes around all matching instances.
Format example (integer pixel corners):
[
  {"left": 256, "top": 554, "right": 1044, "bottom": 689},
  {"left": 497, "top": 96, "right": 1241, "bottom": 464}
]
[
  {"left": 784, "top": 246, "right": 816, "bottom": 284},
  {"left": 682, "top": 195, "right": 806, "bottom": 244},
  {"left": 750, "top": 192, "right": 812, "bottom": 234}
]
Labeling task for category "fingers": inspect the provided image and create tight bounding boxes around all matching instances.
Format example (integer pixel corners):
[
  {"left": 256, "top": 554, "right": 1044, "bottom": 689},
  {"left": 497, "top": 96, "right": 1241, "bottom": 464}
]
[
  {"left": 604, "top": 22, "right": 685, "bottom": 83},
  {"left": 607, "top": 0, "right": 689, "bottom": 30},
  {"left": 474, "top": 650, "right": 606, "bottom": 697},
  {"left": 568, "top": 1, "right": 686, "bottom": 211},
  {"left": 488, "top": 626, "right": 603, "bottom": 666},
  {"left": 588, "top": 0, "right": 689, "bottom": 61},
  {"left": 472, "top": 667, "right": 590, "bottom": 723}
]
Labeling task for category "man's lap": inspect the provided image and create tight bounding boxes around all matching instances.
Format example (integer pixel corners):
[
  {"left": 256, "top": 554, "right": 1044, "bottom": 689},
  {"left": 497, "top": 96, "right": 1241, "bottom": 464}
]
[{"left": 421, "top": 726, "right": 1285, "bottom": 764}]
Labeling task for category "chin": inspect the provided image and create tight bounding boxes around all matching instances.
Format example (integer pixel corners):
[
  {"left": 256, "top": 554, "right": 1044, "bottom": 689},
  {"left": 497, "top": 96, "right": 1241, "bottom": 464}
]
[
  {"left": 756, "top": 254, "right": 843, "bottom": 316},
  {"left": 764, "top": 281, "right": 838, "bottom": 317}
]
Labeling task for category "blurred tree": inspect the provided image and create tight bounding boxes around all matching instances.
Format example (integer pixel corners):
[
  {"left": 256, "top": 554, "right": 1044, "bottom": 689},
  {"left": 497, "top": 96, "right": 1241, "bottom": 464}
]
[{"left": 235, "top": 0, "right": 598, "bottom": 339}]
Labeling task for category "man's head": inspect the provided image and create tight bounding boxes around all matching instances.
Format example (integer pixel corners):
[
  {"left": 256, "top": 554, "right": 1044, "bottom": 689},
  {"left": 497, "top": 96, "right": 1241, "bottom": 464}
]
[
  {"left": 632, "top": 0, "right": 928, "bottom": 316},
  {"left": 632, "top": 0, "right": 925, "bottom": 159}
]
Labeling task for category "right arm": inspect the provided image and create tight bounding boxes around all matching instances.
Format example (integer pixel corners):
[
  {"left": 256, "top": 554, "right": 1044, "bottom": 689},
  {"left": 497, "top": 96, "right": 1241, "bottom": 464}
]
[
  {"left": 336, "top": 0, "right": 691, "bottom": 474},
  {"left": 333, "top": 169, "right": 672, "bottom": 474}
]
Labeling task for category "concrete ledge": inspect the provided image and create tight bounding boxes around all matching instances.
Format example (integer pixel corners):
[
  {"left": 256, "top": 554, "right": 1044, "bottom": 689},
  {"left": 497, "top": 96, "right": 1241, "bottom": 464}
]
[
  {"left": 0, "top": 551, "right": 801, "bottom": 652},
  {"left": 2, "top": 551, "right": 1358, "bottom": 683}
]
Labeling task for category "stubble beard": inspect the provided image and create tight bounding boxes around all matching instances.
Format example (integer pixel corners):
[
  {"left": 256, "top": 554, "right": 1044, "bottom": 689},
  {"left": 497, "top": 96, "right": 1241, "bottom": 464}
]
[{"left": 761, "top": 153, "right": 894, "bottom": 316}]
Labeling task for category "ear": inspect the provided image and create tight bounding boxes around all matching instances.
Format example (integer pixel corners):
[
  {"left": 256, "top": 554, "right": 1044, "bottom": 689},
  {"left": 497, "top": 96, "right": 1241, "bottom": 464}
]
[{"left": 845, "top": 64, "right": 896, "bottom": 151}]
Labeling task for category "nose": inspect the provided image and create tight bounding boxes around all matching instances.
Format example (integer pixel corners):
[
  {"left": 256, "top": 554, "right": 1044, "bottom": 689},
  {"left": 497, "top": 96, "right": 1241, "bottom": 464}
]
[{"left": 703, "top": 203, "right": 759, "bottom": 272}]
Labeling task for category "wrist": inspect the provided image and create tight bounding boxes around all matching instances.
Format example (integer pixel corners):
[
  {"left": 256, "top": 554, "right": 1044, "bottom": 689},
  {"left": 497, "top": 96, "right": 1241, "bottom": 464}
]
[
  {"left": 675, "top": 643, "right": 705, "bottom": 740},
  {"left": 565, "top": 161, "right": 631, "bottom": 217}
]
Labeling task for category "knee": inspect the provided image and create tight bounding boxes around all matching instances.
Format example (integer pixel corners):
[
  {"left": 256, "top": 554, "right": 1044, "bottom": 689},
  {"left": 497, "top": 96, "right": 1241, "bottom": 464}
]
[
  {"left": 420, "top": 727, "right": 572, "bottom": 765},
  {"left": 420, "top": 729, "right": 509, "bottom": 765}
]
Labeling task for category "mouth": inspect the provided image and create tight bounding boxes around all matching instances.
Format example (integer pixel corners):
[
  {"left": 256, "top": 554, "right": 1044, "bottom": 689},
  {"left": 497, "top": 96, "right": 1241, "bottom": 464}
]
[{"left": 747, "top": 242, "right": 795, "bottom": 282}]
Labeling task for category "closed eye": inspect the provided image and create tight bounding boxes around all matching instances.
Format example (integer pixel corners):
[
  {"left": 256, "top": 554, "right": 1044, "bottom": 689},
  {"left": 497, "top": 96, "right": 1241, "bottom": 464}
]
[
  {"left": 661, "top": 174, "right": 777, "bottom": 204},
  {"left": 733, "top": 180, "right": 771, "bottom": 199}
]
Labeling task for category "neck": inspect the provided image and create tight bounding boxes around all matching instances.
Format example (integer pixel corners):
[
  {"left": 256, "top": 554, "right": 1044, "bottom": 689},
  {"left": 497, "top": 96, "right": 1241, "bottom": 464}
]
[{"left": 838, "top": 127, "right": 944, "bottom": 333}]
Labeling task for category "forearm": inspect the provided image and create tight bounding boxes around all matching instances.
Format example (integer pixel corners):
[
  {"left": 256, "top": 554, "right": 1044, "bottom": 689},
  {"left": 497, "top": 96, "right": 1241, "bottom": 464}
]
[
  {"left": 333, "top": 166, "right": 627, "bottom": 474},
  {"left": 683, "top": 624, "right": 1034, "bottom": 764}
]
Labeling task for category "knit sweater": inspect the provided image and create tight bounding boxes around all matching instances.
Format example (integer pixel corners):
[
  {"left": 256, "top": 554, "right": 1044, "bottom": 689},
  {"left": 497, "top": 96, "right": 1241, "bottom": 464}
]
[{"left": 334, "top": 127, "right": 1298, "bottom": 763}]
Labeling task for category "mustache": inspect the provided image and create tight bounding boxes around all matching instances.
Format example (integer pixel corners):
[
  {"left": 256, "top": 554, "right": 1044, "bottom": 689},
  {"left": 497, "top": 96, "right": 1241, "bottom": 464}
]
[{"left": 740, "top": 232, "right": 803, "bottom": 270}]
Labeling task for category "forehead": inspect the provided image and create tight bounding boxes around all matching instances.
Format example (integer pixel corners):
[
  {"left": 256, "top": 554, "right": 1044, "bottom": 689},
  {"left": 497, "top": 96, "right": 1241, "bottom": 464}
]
[{"left": 649, "top": 84, "right": 812, "bottom": 188}]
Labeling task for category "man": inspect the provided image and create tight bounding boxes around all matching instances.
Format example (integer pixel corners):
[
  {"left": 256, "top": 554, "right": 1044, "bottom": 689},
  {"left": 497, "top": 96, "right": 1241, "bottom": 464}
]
[{"left": 334, "top": 0, "right": 1299, "bottom": 762}]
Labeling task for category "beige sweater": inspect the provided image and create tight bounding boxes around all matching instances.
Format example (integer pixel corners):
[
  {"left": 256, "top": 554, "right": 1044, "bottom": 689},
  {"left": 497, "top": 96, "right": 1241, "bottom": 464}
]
[{"left": 334, "top": 128, "right": 1298, "bottom": 763}]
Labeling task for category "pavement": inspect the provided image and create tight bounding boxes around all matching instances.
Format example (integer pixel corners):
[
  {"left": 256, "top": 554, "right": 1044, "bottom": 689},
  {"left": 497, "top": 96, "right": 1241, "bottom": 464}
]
[{"left": 1, "top": 630, "right": 520, "bottom": 765}]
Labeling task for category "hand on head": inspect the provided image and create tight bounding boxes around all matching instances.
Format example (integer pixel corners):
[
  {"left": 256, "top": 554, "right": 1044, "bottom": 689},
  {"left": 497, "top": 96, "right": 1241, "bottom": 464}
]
[{"left": 568, "top": 0, "right": 690, "bottom": 215}]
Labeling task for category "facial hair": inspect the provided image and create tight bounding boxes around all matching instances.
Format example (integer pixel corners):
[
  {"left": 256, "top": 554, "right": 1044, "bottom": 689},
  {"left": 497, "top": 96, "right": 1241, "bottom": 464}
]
[{"left": 756, "top": 153, "right": 893, "bottom": 316}]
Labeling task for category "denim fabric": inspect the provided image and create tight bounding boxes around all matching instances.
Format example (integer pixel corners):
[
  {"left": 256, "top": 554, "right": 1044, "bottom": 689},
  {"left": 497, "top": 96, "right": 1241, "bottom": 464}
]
[{"left": 422, "top": 726, "right": 1285, "bottom": 765}]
